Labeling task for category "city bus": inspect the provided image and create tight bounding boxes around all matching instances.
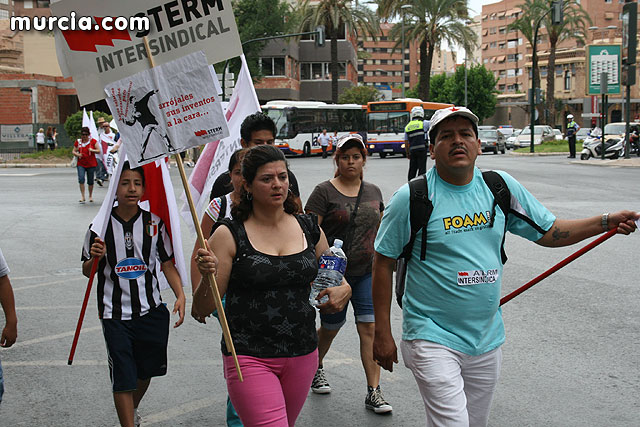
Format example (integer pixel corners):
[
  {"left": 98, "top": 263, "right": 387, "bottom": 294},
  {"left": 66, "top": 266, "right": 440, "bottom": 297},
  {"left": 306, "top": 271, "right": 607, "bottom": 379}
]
[
  {"left": 262, "top": 100, "right": 367, "bottom": 156},
  {"left": 366, "top": 99, "right": 453, "bottom": 158}
]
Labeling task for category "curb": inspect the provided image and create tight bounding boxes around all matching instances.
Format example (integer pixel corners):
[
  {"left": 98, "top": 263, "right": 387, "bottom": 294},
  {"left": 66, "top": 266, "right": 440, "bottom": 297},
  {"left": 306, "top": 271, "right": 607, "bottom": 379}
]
[{"left": 0, "top": 163, "right": 72, "bottom": 168}]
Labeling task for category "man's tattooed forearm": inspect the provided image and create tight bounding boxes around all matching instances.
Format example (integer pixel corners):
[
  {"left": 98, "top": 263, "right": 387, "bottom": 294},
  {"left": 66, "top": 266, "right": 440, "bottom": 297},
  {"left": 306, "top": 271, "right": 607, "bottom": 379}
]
[{"left": 552, "top": 227, "right": 570, "bottom": 241}]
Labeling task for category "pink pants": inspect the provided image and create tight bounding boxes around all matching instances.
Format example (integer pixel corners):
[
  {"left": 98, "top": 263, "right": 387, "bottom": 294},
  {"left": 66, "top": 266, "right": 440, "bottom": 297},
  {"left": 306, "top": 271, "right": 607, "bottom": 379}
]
[{"left": 223, "top": 349, "right": 318, "bottom": 427}]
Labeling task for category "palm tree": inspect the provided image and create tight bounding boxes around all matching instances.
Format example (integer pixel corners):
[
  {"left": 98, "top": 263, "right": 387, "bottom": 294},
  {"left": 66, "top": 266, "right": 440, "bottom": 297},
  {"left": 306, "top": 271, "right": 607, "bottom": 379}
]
[
  {"left": 377, "top": 0, "right": 476, "bottom": 101},
  {"left": 509, "top": 0, "right": 545, "bottom": 122},
  {"left": 298, "top": 0, "right": 380, "bottom": 103},
  {"left": 540, "top": 0, "right": 591, "bottom": 125}
]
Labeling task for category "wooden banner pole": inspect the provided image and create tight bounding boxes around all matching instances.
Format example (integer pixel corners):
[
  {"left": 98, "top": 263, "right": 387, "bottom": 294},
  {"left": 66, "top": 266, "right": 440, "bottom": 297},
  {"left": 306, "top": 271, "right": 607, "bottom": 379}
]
[{"left": 142, "top": 37, "right": 243, "bottom": 381}]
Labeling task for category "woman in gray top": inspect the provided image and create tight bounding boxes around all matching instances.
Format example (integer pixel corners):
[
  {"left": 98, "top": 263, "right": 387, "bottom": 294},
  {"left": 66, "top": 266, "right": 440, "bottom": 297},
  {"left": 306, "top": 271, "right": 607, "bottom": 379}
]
[{"left": 305, "top": 134, "right": 392, "bottom": 414}]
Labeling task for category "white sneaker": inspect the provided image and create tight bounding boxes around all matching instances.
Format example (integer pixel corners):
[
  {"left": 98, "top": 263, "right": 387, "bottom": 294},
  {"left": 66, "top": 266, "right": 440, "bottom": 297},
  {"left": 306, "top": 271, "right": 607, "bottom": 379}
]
[{"left": 311, "top": 367, "right": 331, "bottom": 394}]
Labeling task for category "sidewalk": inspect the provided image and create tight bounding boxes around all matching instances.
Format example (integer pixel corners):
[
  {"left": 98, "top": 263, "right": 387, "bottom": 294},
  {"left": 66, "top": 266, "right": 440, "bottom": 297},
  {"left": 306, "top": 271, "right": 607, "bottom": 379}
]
[{"left": 510, "top": 151, "right": 640, "bottom": 167}]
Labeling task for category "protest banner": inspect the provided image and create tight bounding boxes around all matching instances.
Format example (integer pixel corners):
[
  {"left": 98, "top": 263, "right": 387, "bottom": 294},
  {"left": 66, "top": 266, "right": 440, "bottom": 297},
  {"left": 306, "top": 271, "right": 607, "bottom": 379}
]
[
  {"left": 51, "top": 0, "right": 242, "bottom": 105},
  {"left": 104, "top": 51, "right": 229, "bottom": 168},
  {"left": 181, "top": 54, "right": 260, "bottom": 231}
]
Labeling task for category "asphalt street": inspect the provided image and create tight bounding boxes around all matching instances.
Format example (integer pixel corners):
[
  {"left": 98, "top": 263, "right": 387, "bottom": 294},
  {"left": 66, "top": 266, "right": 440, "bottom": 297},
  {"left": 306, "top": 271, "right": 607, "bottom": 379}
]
[{"left": 0, "top": 153, "right": 638, "bottom": 426}]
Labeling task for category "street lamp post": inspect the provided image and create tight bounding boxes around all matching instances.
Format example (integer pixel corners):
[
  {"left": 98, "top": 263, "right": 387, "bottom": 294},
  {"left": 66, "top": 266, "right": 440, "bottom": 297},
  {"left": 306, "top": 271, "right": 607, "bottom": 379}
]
[
  {"left": 401, "top": 5, "right": 411, "bottom": 98},
  {"left": 20, "top": 87, "right": 37, "bottom": 147}
]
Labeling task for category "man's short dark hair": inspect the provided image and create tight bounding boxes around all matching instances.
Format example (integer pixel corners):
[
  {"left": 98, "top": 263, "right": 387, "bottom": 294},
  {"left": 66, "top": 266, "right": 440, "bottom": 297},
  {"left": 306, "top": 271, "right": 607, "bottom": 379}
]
[
  {"left": 121, "top": 161, "right": 146, "bottom": 187},
  {"left": 240, "top": 112, "right": 276, "bottom": 142}
]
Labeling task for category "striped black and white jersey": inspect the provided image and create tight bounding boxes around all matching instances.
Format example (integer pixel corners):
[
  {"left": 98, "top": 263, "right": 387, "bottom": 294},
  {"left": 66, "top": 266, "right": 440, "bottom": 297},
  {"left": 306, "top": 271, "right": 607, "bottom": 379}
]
[{"left": 82, "top": 208, "right": 173, "bottom": 320}]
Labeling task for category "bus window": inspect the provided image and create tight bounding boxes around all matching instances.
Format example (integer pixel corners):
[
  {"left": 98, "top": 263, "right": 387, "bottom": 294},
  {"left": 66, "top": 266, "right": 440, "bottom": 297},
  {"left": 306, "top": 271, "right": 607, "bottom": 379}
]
[
  {"left": 265, "top": 108, "right": 291, "bottom": 139},
  {"left": 368, "top": 112, "right": 390, "bottom": 133},
  {"left": 389, "top": 112, "right": 408, "bottom": 133}
]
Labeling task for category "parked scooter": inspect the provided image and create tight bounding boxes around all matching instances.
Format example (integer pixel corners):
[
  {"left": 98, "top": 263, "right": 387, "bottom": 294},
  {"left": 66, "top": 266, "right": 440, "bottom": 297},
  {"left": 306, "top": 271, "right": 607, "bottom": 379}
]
[{"left": 580, "top": 136, "right": 624, "bottom": 160}]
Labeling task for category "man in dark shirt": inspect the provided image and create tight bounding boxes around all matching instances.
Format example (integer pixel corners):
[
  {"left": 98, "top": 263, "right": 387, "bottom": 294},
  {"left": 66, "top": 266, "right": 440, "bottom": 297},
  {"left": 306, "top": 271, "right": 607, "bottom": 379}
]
[{"left": 209, "top": 112, "right": 301, "bottom": 211}]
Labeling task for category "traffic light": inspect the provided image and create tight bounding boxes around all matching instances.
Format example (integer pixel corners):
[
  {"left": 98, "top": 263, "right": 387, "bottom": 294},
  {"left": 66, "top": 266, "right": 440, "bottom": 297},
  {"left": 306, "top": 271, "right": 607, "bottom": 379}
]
[
  {"left": 622, "top": 1, "right": 637, "bottom": 65},
  {"left": 535, "top": 88, "right": 544, "bottom": 104},
  {"left": 551, "top": 1, "right": 564, "bottom": 25},
  {"left": 623, "top": 64, "right": 636, "bottom": 86},
  {"left": 316, "top": 25, "right": 325, "bottom": 47}
]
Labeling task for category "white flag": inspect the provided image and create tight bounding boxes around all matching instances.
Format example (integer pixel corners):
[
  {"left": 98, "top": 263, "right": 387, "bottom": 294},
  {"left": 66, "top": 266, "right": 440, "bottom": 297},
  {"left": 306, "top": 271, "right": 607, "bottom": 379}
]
[{"left": 180, "top": 55, "right": 260, "bottom": 233}]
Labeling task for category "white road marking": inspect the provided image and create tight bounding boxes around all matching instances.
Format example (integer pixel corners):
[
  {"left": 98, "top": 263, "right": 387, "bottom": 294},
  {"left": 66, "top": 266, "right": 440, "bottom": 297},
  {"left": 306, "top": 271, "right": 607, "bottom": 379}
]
[
  {"left": 17, "top": 305, "right": 80, "bottom": 310},
  {"left": 0, "top": 173, "right": 41, "bottom": 177},
  {"left": 142, "top": 396, "right": 225, "bottom": 425},
  {"left": 13, "top": 276, "right": 85, "bottom": 291},
  {"left": 4, "top": 359, "right": 220, "bottom": 367},
  {"left": 9, "top": 325, "right": 102, "bottom": 348}
]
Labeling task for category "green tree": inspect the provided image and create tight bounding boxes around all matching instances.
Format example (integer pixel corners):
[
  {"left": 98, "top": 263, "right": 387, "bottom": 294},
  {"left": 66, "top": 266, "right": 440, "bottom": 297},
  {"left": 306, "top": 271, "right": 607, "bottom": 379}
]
[
  {"left": 428, "top": 65, "right": 498, "bottom": 122},
  {"left": 298, "top": 0, "right": 380, "bottom": 103},
  {"left": 64, "top": 110, "right": 112, "bottom": 141},
  {"left": 338, "top": 85, "right": 382, "bottom": 104},
  {"left": 217, "top": 0, "right": 294, "bottom": 81},
  {"left": 377, "top": 0, "right": 476, "bottom": 101},
  {"left": 540, "top": 0, "right": 590, "bottom": 125}
]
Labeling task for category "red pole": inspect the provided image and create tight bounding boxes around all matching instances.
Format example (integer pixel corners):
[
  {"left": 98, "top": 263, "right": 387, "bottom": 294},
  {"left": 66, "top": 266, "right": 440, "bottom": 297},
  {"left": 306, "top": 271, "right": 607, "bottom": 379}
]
[
  {"left": 68, "top": 257, "right": 99, "bottom": 365},
  {"left": 500, "top": 229, "right": 617, "bottom": 306}
]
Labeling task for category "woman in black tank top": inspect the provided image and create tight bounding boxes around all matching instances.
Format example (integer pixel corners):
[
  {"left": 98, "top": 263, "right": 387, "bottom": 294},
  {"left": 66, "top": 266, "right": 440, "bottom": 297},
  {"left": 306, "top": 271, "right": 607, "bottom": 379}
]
[{"left": 195, "top": 145, "right": 352, "bottom": 426}]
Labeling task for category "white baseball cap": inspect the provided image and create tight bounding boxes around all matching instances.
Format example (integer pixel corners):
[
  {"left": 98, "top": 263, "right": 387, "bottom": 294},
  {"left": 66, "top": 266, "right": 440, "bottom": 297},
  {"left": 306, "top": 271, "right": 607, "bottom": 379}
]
[
  {"left": 336, "top": 133, "right": 365, "bottom": 150},
  {"left": 428, "top": 106, "right": 479, "bottom": 143}
]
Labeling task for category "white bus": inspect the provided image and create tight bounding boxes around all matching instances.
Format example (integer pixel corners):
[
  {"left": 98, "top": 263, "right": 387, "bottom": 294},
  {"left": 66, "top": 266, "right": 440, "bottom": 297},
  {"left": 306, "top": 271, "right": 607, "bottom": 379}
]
[{"left": 262, "top": 100, "right": 367, "bottom": 156}]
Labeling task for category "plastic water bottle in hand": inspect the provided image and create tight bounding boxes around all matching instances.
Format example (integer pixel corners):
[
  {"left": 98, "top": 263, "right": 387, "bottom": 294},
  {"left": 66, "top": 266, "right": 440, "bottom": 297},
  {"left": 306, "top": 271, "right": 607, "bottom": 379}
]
[{"left": 309, "top": 239, "right": 347, "bottom": 307}]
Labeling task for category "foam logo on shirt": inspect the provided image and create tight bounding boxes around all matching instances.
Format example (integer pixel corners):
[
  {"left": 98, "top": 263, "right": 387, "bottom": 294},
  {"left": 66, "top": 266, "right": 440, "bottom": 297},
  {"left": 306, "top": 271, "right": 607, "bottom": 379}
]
[
  {"left": 115, "top": 258, "right": 148, "bottom": 280},
  {"left": 457, "top": 269, "right": 498, "bottom": 286}
]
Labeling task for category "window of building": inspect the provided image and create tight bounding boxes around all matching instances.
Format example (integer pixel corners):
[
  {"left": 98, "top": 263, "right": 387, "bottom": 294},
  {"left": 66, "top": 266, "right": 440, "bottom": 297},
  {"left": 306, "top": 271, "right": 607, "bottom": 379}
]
[
  {"left": 0, "top": 0, "right": 9, "bottom": 5},
  {"left": 507, "top": 69, "right": 516, "bottom": 77},
  {"left": 499, "top": 84, "right": 506, "bottom": 90},
  {"left": 23, "top": 1, "right": 34, "bottom": 8},
  {"left": 300, "top": 62, "right": 346, "bottom": 80},
  {"left": 604, "top": 0, "right": 612, "bottom": 3},
  {"left": 507, "top": 84, "right": 516, "bottom": 91},
  {"left": 490, "top": 42, "right": 497, "bottom": 48},
  {"left": 499, "top": 43, "right": 506, "bottom": 49},
  {"left": 260, "top": 57, "right": 285, "bottom": 76},
  {"left": 499, "top": 27, "right": 506, "bottom": 35},
  {"left": 484, "top": 58, "right": 489, "bottom": 64},
  {"left": 489, "top": 27, "right": 497, "bottom": 34},
  {"left": 0, "top": 9, "right": 7, "bottom": 19},
  {"left": 540, "top": 66, "right": 547, "bottom": 77},
  {"left": 564, "top": 71, "right": 571, "bottom": 90},
  {"left": 507, "top": 40, "right": 517, "bottom": 49}
]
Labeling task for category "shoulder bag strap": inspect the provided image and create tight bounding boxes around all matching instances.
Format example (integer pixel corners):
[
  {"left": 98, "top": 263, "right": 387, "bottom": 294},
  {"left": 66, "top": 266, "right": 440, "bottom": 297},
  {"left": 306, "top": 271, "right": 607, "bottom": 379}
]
[{"left": 342, "top": 182, "right": 364, "bottom": 252}]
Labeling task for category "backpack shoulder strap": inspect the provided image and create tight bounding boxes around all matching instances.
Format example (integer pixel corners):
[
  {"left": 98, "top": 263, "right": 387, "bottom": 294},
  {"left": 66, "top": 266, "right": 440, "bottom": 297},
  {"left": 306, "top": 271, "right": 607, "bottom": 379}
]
[
  {"left": 481, "top": 170, "right": 511, "bottom": 264},
  {"left": 400, "top": 174, "right": 433, "bottom": 262}
]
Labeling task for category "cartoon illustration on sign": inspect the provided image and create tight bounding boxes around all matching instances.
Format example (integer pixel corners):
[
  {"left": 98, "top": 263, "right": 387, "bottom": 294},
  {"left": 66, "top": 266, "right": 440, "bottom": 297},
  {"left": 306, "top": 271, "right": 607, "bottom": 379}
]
[{"left": 124, "top": 89, "right": 176, "bottom": 162}]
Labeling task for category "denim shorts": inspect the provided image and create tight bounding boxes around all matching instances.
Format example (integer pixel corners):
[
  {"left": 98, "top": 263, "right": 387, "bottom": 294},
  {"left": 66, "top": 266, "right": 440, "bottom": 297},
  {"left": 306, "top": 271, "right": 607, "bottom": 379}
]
[
  {"left": 101, "top": 304, "right": 170, "bottom": 392},
  {"left": 320, "top": 272, "right": 374, "bottom": 330},
  {"left": 77, "top": 166, "right": 96, "bottom": 185}
]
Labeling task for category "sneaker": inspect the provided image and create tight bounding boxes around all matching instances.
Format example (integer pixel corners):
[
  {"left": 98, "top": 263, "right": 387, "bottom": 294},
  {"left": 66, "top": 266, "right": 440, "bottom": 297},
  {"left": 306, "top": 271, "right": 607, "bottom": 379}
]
[
  {"left": 134, "top": 408, "right": 141, "bottom": 427},
  {"left": 311, "top": 367, "right": 331, "bottom": 394},
  {"left": 365, "top": 385, "right": 392, "bottom": 414},
  {"left": 96, "top": 179, "right": 103, "bottom": 187}
]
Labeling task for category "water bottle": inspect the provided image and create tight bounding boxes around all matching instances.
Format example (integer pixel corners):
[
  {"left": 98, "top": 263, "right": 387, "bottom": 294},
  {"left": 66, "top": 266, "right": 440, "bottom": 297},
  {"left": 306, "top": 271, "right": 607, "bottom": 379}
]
[{"left": 309, "top": 239, "right": 348, "bottom": 307}]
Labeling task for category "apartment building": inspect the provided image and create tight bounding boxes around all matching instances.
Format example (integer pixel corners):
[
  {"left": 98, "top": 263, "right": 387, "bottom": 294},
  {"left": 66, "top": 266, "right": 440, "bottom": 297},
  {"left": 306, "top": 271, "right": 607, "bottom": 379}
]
[
  {"left": 482, "top": 0, "right": 640, "bottom": 127},
  {"left": 254, "top": 28, "right": 359, "bottom": 103}
]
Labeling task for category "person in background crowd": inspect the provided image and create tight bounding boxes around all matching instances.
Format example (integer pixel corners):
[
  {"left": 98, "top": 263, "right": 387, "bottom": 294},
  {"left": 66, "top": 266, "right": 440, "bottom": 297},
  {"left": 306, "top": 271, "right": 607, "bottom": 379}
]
[
  {"left": 0, "top": 246, "right": 18, "bottom": 406},
  {"left": 72, "top": 126, "right": 100, "bottom": 204},
  {"left": 372, "top": 105, "right": 639, "bottom": 427},
  {"left": 318, "top": 128, "right": 331, "bottom": 159},
  {"left": 46, "top": 127, "right": 56, "bottom": 150},
  {"left": 305, "top": 133, "right": 392, "bottom": 414},
  {"left": 566, "top": 114, "right": 580, "bottom": 159},
  {"left": 209, "top": 113, "right": 302, "bottom": 212},
  {"left": 82, "top": 161, "right": 185, "bottom": 427},
  {"left": 195, "top": 145, "right": 351, "bottom": 427},
  {"left": 405, "top": 106, "right": 429, "bottom": 180},
  {"left": 36, "top": 128, "right": 46, "bottom": 152}
]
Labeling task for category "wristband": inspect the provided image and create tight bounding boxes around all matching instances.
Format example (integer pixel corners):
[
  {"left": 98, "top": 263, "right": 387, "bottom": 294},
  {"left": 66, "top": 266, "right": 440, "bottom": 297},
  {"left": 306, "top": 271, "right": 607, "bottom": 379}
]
[{"left": 601, "top": 213, "right": 609, "bottom": 231}]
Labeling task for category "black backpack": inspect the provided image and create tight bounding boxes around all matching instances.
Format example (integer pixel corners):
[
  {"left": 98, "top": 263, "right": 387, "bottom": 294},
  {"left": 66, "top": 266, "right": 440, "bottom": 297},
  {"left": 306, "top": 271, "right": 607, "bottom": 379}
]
[{"left": 395, "top": 171, "right": 511, "bottom": 308}]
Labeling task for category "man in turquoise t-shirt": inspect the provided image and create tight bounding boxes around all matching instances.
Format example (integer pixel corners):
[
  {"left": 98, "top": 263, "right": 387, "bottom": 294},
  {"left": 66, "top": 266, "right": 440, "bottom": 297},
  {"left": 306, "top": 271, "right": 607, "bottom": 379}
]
[{"left": 371, "top": 106, "right": 639, "bottom": 427}]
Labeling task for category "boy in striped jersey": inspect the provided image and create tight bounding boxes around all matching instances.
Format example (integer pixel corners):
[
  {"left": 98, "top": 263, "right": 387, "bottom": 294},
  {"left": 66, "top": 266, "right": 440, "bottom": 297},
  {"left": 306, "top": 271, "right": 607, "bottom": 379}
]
[{"left": 82, "top": 162, "right": 185, "bottom": 427}]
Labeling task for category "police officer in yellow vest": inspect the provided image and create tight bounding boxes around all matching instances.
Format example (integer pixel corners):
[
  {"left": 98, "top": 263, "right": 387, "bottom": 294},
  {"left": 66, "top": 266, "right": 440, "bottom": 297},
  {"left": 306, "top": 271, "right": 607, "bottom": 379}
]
[
  {"left": 566, "top": 114, "right": 580, "bottom": 159},
  {"left": 405, "top": 106, "right": 429, "bottom": 180}
]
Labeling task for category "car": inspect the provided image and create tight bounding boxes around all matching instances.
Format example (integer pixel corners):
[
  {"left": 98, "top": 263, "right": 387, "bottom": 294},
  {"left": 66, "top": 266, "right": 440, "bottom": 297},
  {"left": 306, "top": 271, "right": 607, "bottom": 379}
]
[
  {"left": 514, "top": 125, "right": 555, "bottom": 147},
  {"left": 553, "top": 129, "right": 564, "bottom": 140},
  {"left": 497, "top": 125, "right": 514, "bottom": 138},
  {"left": 506, "top": 128, "right": 521, "bottom": 149},
  {"left": 575, "top": 127, "right": 590, "bottom": 142},
  {"left": 478, "top": 129, "right": 506, "bottom": 154}
]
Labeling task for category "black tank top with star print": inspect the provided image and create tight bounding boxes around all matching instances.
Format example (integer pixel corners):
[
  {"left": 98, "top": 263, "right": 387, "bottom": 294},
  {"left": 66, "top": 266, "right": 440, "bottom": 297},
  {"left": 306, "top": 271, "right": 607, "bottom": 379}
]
[{"left": 215, "top": 214, "right": 320, "bottom": 358}]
